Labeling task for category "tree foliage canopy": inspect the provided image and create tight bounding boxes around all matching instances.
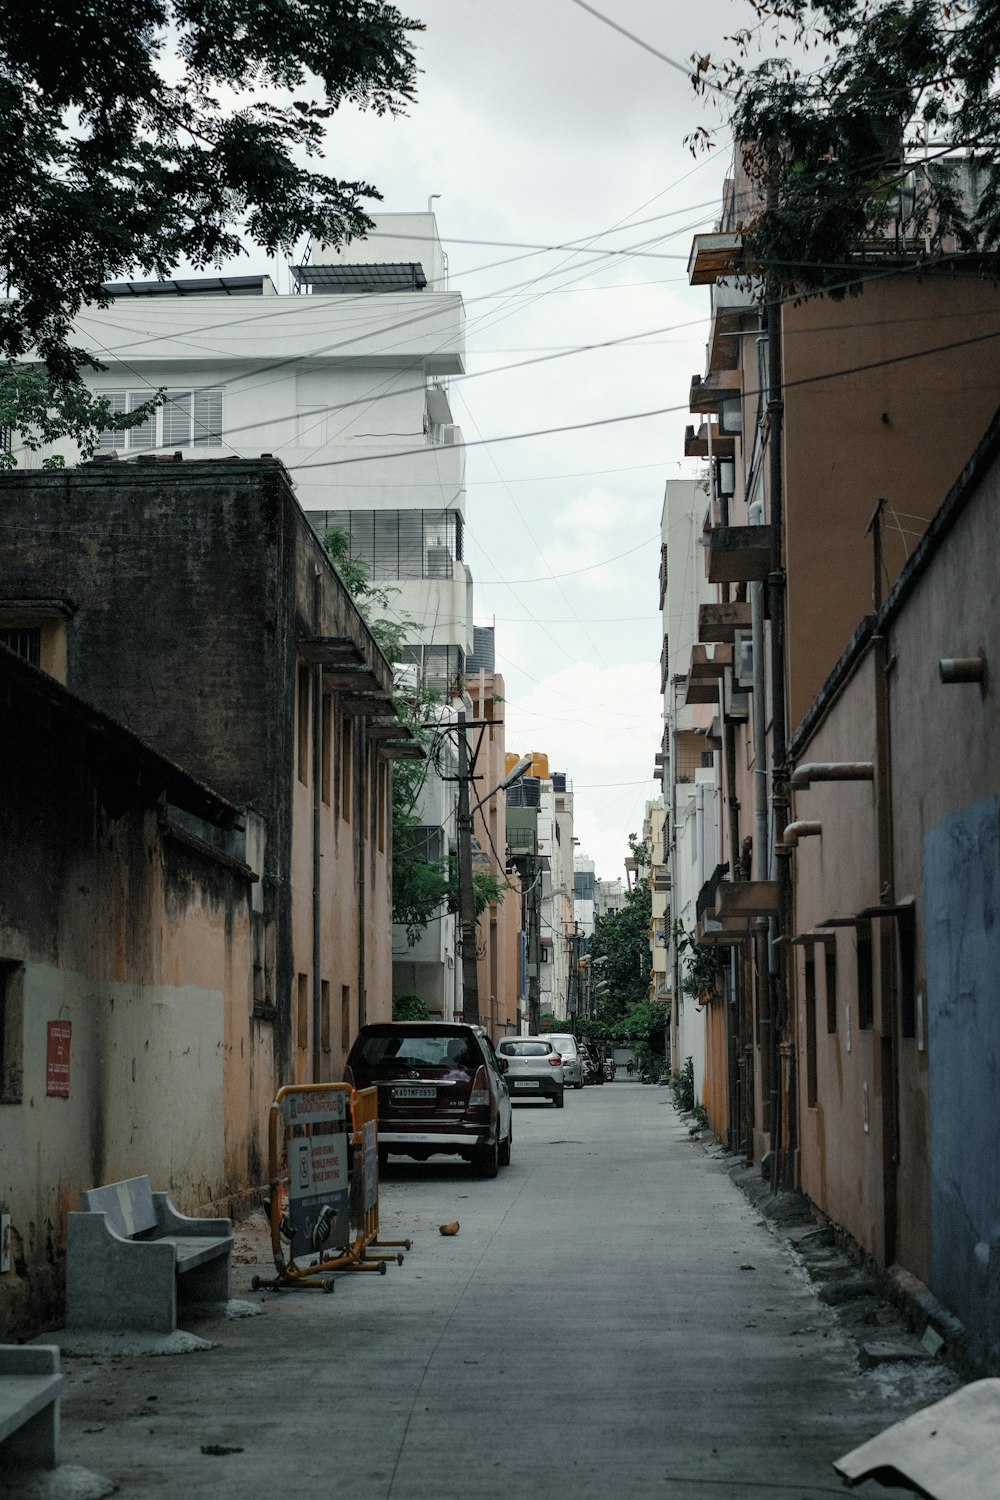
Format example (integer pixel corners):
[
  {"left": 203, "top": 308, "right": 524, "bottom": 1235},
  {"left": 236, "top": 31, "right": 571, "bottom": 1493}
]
[
  {"left": 697, "top": 1, "right": 1000, "bottom": 298},
  {"left": 1, "top": 1, "right": 421, "bottom": 388},
  {"left": 587, "top": 841, "right": 652, "bottom": 1025}
]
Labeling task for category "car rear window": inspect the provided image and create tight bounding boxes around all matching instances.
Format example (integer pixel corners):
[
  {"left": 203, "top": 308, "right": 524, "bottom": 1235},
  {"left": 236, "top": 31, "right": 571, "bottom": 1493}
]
[
  {"left": 355, "top": 1032, "right": 480, "bottom": 1070},
  {"left": 499, "top": 1041, "right": 552, "bottom": 1057},
  {"left": 548, "top": 1035, "right": 576, "bottom": 1053}
]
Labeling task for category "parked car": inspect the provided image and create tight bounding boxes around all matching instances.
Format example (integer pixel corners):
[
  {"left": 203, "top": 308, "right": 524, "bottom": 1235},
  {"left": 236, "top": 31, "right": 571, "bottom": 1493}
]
[
  {"left": 546, "top": 1033, "right": 584, "bottom": 1089},
  {"left": 344, "top": 1022, "right": 512, "bottom": 1177},
  {"left": 603, "top": 1058, "right": 616, "bottom": 1082},
  {"left": 495, "top": 1037, "right": 565, "bottom": 1107}
]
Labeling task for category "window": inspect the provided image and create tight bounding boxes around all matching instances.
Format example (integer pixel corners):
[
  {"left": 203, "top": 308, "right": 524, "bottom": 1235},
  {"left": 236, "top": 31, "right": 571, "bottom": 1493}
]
[
  {"left": 297, "top": 666, "right": 310, "bottom": 785},
  {"left": 321, "top": 981, "right": 331, "bottom": 1054},
  {"left": 898, "top": 908, "right": 917, "bottom": 1039},
  {"left": 311, "top": 509, "right": 463, "bottom": 580},
  {"left": 341, "top": 986, "right": 351, "bottom": 1053},
  {"left": 825, "top": 947, "right": 837, "bottom": 1034},
  {"left": 856, "top": 923, "right": 874, "bottom": 1030},
  {"left": 321, "top": 693, "right": 332, "bottom": 806},
  {"left": 399, "top": 644, "right": 464, "bottom": 697},
  {"left": 804, "top": 955, "right": 818, "bottom": 1108},
  {"left": 97, "top": 389, "right": 223, "bottom": 451},
  {"left": 296, "top": 974, "right": 309, "bottom": 1051},
  {"left": 0, "top": 608, "right": 68, "bottom": 680},
  {"left": 1, "top": 962, "right": 24, "bottom": 1104},
  {"left": 0, "top": 628, "right": 40, "bottom": 666},
  {"left": 340, "top": 718, "right": 352, "bottom": 823}
]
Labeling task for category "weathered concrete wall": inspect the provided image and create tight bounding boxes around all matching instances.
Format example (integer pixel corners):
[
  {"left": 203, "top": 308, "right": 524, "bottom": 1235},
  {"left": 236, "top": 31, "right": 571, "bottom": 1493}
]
[{"left": 0, "top": 657, "right": 252, "bottom": 1336}]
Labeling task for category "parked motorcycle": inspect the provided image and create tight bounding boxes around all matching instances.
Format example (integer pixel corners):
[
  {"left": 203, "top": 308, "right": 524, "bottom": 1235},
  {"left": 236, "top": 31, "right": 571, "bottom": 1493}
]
[{"left": 603, "top": 1059, "right": 616, "bottom": 1082}]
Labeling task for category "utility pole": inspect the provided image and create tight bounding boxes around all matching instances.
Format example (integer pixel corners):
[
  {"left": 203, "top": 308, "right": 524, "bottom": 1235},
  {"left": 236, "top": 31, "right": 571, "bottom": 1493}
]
[{"left": 456, "top": 709, "right": 480, "bottom": 1025}]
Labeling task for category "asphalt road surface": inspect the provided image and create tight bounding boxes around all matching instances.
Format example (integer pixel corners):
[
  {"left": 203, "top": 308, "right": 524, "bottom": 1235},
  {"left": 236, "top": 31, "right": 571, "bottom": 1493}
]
[{"left": 54, "top": 1081, "right": 939, "bottom": 1498}]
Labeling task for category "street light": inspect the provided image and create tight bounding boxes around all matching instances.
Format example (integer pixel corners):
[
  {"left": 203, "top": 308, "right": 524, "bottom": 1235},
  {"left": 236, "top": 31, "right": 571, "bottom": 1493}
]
[{"left": 470, "top": 754, "right": 531, "bottom": 817}]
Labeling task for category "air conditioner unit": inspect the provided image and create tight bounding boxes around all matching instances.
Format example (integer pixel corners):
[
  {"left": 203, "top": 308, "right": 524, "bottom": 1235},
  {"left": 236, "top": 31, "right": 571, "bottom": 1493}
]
[{"left": 441, "top": 425, "right": 459, "bottom": 446}]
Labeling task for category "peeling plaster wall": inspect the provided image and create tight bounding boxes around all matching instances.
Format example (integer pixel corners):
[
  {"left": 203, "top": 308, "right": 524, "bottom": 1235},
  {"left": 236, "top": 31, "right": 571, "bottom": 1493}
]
[{"left": 0, "top": 766, "right": 249, "bottom": 1337}]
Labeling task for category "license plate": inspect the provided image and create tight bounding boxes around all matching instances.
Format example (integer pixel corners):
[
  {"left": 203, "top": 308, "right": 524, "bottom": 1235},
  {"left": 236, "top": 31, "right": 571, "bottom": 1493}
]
[
  {"left": 391, "top": 1085, "right": 436, "bottom": 1101},
  {"left": 513, "top": 1080, "right": 540, "bottom": 1089}
]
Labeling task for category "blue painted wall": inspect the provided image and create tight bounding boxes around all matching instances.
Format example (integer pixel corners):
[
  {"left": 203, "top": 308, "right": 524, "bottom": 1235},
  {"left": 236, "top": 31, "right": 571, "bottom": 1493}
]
[{"left": 924, "top": 794, "right": 1000, "bottom": 1372}]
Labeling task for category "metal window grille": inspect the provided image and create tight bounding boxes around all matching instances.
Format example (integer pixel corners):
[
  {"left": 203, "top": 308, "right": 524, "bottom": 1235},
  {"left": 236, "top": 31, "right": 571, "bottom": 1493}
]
[
  {"left": 399, "top": 644, "right": 463, "bottom": 697},
  {"left": 0, "top": 628, "right": 41, "bottom": 666},
  {"left": 96, "top": 389, "right": 223, "bottom": 450},
  {"left": 315, "top": 509, "right": 462, "bottom": 581}
]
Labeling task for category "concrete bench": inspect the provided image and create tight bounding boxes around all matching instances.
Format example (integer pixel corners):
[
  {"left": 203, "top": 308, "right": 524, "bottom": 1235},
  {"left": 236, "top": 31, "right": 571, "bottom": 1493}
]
[
  {"left": 0, "top": 1345, "right": 63, "bottom": 1470},
  {"left": 66, "top": 1175, "right": 233, "bottom": 1334}
]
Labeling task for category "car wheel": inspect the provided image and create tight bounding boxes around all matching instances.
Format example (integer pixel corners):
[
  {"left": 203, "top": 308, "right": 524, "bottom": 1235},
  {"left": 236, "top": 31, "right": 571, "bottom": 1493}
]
[
  {"left": 498, "top": 1122, "right": 512, "bottom": 1167},
  {"left": 472, "top": 1133, "right": 499, "bottom": 1178},
  {"left": 574, "top": 1081, "right": 584, "bottom": 1090},
  {"left": 554, "top": 1090, "right": 565, "bottom": 1109}
]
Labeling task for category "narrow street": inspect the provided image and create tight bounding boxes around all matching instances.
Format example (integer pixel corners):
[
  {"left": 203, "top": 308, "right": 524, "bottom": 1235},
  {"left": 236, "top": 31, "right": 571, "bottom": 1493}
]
[{"left": 51, "top": 1083, "right": 950, "bottom": 1499}]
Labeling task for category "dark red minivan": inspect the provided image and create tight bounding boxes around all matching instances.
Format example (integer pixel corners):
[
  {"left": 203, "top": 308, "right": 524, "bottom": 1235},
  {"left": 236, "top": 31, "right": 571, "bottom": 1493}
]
[{"left": 345, "top": 1022, "right": 513, "bottom": 1177}]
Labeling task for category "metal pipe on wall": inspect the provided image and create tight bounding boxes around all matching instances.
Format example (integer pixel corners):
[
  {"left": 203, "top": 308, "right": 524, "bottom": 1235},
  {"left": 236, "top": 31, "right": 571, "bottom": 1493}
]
[{"left": 766, "top": 283, "right": 792, "bottom": 1188}]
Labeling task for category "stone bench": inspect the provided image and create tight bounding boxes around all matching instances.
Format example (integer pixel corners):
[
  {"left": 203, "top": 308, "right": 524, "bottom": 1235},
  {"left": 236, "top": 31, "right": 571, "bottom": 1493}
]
[
  {"left": 66, "top": 1175, "right": 233, "bottom": 1334},
  {"left": 0, "top": 1345, "right": 63, "bottom": 1471}
]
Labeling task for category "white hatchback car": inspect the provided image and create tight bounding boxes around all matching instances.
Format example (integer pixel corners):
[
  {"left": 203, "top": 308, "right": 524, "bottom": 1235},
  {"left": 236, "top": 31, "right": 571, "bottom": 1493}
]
[
  {"left": 496, "top": 1037, "right": 565, "bottom": 1107},
  {"left": 546, "top": 1033, "right": 584, "bottom": 1089}
]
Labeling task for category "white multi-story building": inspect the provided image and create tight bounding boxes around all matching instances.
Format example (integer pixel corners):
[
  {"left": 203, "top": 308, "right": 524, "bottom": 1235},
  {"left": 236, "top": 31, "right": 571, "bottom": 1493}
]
[
  {"left": 595, "top": 878, "right": 625, "bottom": 921},
  {"left": 536, "top": 773, "right": 574, "bottom": 1022}
]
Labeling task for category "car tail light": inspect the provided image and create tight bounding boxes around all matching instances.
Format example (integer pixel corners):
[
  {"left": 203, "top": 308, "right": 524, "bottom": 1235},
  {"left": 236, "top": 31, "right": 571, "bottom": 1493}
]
[
  {"left": 548, "top": 1054, "right": 562, "bottom": 1067},
  {"left": 468, "top": 1065, "right": 490, "bottom": 1109},
  {"left": 344, "top": 1063, "right": 356, "bottom": 1088}
]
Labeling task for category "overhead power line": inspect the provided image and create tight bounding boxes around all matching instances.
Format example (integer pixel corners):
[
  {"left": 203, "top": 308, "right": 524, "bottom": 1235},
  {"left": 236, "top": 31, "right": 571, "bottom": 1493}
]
[
  {"left": 286, "top": 322, "right": 1000, "bottom": 474},
  {"left": 567, "top": 0, "right": 732, "bottom": 95}
]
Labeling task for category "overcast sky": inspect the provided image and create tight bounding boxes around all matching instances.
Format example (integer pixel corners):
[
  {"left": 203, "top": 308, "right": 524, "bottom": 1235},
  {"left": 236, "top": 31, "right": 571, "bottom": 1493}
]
[{"left": 313, "top": 1, "right": 747, "bottom": 880}]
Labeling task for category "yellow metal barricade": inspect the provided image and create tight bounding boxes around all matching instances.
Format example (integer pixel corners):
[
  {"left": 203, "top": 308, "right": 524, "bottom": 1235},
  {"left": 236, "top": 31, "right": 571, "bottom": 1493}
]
[
  {"left": 252, "top": 1082, "right": 409, "bottom": 1293},
  {"left": 349, "top": 1087, "right": 411, "bottom": 1266}
]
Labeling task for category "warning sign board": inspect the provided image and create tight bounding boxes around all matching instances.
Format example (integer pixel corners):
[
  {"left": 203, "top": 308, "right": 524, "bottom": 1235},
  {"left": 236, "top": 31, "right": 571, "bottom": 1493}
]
[{"left": 285, "top": 1117, "right": 349, "bottom": 1253}]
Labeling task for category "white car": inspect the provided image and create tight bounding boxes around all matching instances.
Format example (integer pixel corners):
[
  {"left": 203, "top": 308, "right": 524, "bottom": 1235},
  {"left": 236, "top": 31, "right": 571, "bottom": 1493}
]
[
  {"left": 496, "top": 1037, "right": 565, "bottom": 1107},
  {"left": 546, "top": 1033, "right": 584, "bottom": 1088}
]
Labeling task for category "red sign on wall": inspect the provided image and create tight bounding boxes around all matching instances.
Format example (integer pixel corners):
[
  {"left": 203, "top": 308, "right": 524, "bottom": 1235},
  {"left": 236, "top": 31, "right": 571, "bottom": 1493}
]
[{"left": 46, "top": 1021, "right": 72, "bottom": 1098}]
